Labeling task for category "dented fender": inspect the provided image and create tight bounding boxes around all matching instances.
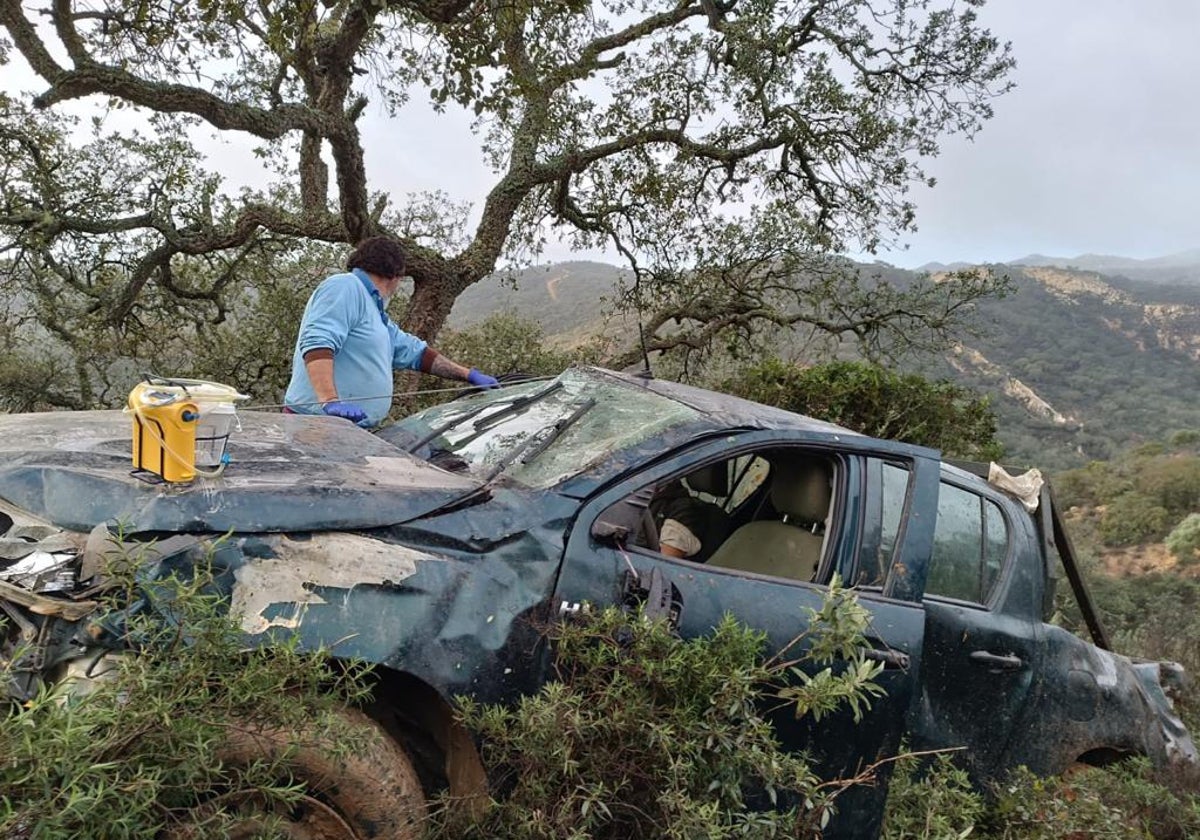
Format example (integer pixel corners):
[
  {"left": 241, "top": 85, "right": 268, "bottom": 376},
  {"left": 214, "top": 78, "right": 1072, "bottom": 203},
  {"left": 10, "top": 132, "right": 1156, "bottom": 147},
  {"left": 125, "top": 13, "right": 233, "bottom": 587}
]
[
  {"left": 1013, "top": 624, "right": 1199, "bottom": 773},
  {"left": 205, "top": 489, "right": 578, "bottom": 705}
]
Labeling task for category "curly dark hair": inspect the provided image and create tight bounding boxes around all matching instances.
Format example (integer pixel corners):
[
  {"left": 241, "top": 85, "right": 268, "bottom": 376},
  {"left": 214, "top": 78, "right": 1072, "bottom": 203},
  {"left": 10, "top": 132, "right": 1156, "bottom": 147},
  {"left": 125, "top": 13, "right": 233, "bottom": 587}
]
[{"left": 346, "top": 236, "right": 407, "bottom": 279}]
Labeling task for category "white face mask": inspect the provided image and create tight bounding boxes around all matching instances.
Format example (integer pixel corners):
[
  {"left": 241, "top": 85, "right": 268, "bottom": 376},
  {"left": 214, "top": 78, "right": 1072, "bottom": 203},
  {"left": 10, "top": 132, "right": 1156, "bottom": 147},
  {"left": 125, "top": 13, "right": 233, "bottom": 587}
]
[
  {"left": 371, "top": 274, "right": 402, "bottom": 306},
  {"left": 382, "top": 276, "right": 405, "bottom": 305}
]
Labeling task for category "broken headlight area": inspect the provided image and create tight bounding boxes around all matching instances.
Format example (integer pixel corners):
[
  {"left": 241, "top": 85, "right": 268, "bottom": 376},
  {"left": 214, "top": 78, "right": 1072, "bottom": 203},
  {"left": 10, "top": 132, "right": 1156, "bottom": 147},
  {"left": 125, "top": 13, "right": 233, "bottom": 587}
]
[
  {"left": 1, "top": 516, "right": 91, "bottom": 701},
  {"left": 0, "top": 516, "right": 213, "bottom": 705}
]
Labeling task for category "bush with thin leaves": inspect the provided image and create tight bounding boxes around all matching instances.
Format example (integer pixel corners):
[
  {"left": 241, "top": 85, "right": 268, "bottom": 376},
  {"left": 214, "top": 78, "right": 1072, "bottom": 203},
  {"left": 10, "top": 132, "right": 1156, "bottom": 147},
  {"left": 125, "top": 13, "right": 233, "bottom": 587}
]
[
  {"left": 431, "top": 578, "right": 885, "bottom": 840},
  {"left": 883, "top": 755, "right": 1200, "bottom": 839},
  {"left": 979, "top": 760, "right": 1200, "bottom": 840},
  {"left": 882, "top": 752, "right": 984, "bottom": 840},
  {"left": 0, "top": 538, "right": 374, "bottom": 839},
  {"left": 719, "top": 359, "right": 1002, "bottom": 462},
  {"left": 776, "top": 583, "right": 886, "bottom": 723},
  {"left": 1167, "top": 513, "right": 1200, "bottom": 564},
  {"left": 1098, "top": 490, "right": 1172, "bottom": 547}
]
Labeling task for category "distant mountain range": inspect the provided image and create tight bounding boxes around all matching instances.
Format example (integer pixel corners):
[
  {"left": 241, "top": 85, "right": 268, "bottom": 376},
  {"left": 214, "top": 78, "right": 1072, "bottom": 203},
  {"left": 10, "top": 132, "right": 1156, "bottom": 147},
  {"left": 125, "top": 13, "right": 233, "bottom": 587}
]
[
  {"left": 919, "top": 247, "right": 1200, "bottom": 286},
  {"left": 449, "top": 254, "right": 1200, "bottom": 469}
]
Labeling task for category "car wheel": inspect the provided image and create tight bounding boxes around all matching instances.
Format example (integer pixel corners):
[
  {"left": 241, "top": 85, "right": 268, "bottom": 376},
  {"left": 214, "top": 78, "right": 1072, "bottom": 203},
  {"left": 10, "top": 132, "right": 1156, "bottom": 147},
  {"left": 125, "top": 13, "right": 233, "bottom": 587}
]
[{"left": 167, "top": 706, "right": 427, "bottom": 839}]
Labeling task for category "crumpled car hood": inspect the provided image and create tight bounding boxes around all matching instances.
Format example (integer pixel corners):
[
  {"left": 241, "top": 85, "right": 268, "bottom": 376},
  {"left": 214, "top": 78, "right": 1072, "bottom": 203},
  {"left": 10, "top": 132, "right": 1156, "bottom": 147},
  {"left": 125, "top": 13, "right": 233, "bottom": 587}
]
[{"left": 0, "top": 410, "right": 480, "bottom": 533}]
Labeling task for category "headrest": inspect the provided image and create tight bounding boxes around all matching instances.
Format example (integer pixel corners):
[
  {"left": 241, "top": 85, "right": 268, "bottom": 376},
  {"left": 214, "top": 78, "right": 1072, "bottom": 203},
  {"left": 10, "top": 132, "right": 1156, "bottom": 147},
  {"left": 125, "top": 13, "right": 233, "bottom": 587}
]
[
  {"left": 769, "top": 455, "right": 832, "bottom": 524},
  {"left": 684, "top": 462, "right": 729, "bottom": 497}
]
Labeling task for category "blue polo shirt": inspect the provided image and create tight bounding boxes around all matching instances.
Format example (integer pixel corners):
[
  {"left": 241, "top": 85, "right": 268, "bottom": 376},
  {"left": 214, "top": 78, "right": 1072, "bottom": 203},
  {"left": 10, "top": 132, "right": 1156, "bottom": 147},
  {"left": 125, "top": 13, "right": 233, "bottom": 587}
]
[{"left": 284, "top": 269, "right": 427, "bottom": 427}]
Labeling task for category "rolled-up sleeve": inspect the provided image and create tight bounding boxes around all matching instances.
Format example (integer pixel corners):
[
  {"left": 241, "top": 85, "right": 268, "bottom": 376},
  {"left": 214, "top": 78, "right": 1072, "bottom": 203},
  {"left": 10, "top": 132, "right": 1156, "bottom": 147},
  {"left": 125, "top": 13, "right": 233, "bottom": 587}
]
[
  {"left": 389, "top": 322, "right": 428, "bottom": 370},
  {"left": 297, "top": 278, "right": 357, "bottom": 355},
  {"left": 659, "top": 519, "right": 702, "bottom": 558}
]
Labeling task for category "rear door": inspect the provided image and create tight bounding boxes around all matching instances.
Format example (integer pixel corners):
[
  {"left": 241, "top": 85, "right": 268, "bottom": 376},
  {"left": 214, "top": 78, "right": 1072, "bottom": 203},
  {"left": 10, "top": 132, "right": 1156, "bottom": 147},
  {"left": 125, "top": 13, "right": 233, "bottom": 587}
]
[
  {"left": 554, "top": 430, "right": 939, "bottom": 838},
  {"left": 908, "top": 473, "right": 1042, "bottom": 783}
]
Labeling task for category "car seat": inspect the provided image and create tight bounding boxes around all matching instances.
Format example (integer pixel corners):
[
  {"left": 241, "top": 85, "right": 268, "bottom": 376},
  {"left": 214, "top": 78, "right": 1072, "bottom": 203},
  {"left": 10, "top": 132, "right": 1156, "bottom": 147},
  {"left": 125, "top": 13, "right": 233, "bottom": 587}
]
[
  {"left": 682, "top": 462, "right": 729, "bottom": 499},
  {"left": 706, "top": 454, "right": 832, "bottom": 581}
]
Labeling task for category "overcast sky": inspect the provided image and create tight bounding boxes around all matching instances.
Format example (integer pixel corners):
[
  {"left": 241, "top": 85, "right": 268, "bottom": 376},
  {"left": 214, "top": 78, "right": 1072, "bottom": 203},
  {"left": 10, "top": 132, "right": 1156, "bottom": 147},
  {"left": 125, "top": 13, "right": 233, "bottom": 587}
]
[
  {"left": 359, "top": 0, "right": 1200, "bottom": 269},
  {"left": 6, "top": 1, "right": 1199, "bottom": 270},
  {"left": 869, "top": 0, "right": 1200, "bottom": 268}
]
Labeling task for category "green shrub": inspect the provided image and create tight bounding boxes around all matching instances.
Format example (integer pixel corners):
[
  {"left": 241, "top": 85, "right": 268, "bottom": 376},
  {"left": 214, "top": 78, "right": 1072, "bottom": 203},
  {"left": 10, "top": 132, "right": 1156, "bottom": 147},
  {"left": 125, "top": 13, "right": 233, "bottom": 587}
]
[
  {"left": 886, "top": 757, "right": 1200, "bottom": 840},
  {"left": 882, "top": 752, "right": 984, "bottom": 840},
  {"left": 981, "top": 760, "right": 1200, "bottom": 840},
  {"left": 1169, "top": 430, "right": 1200, "bottom": 450},
  {"left": 1085, "top": 461, "right": 1135, "bottom": 506},
  {"left": 400, "top": 311, "right": 604, "bottom": 415},
  {"left": 1054, "top": 460, "right": 1132, "bottom": 509},
  {"left": 1098, "top": 491, "right": 1171, "bottom": 546},
  {"left": 431, "top": 580, "right": 885, "bottom": 840},
  {"left": 0, "top": 539, "right": 373, "bottom": 839},
  {"left": 1135, "top": 457, "right": 1200, "bottom": 519},
  {"left": 435, "top": 311, "right": 589, "bottom": 380},
  {"left": 1166, "top": 511, "right": 1200, "bottom": 564},
  {"left": 719, "top": 359, "right": 1002, "bottom": 461},
  {"left": 1167, "top": 513, "right": 1200, "bottom": 564}
]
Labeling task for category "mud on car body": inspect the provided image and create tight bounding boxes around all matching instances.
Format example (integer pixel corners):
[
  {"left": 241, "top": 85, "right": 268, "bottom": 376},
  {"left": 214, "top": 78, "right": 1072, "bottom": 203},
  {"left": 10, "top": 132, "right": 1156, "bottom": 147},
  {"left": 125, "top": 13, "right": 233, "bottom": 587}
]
[{"left": 0, "top": 365, "right": 1194, "bottom": 839}]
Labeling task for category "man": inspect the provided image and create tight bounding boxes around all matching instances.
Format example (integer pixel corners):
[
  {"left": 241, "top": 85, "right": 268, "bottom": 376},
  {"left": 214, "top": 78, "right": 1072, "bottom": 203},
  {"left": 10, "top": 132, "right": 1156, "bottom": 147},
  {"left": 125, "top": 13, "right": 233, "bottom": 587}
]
[
  {"left": 648, "top": 465, "right": 732, "bottom": 563},
  {"left": 284, "top": 236, "right": 499, "bottom": 427}
]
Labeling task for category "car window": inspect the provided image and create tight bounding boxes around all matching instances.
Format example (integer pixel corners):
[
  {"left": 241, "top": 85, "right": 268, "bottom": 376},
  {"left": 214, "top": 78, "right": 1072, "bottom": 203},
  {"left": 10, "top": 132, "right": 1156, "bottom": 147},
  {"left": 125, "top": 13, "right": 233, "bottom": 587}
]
[
  {"left": 681, "top": 455, "right": 770, "bottom": 514},
  {"left": 389, "top": 368, "right": 700, "bottom": 488},
  {"left": 983, "top": 499, "right": 1009, "bottom": 600},
  {"left": 725, "top": 455, "right": 770, "bottom": 511},
  {"left": 606, "top": 448, "right": 837, "bottom": 585},
  {"left": 927, "top": 482, "right": 999, "bottom": 604},
  {"left": 880, "top": 463, "right": 909, "bottom": 574},
  {"left": 856, "top": 459, "right": 911, "bottom": 589}
]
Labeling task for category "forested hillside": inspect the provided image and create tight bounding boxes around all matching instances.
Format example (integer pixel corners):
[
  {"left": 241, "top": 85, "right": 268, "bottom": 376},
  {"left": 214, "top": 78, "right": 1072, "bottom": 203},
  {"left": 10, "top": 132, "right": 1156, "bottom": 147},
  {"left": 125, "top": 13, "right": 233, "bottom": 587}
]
[
  {"left": 939, "top": 263, "right": 1200, "bottom": 467},
  {"left": 449, "top": 257, "right": 1200, "bottom": 468}
]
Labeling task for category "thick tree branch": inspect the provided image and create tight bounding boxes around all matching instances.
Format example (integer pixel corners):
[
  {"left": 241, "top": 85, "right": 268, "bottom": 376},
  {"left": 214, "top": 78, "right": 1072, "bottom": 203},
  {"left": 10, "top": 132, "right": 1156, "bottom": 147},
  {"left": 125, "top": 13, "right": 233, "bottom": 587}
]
[
  {"left": 0, "top": 0, "right": 1014, "bottom": 390},
  {"left": 0, "top": 0, "right": 65, "bottom": 79},
  {"left": 0, "top": 209, "right": 155, "bottom": 237},
  {"left": 549, "top": 3, "right": 703, "bottom": 87},
  {"left": 36, "top": 64, "right": 336, "bottom": 137}
]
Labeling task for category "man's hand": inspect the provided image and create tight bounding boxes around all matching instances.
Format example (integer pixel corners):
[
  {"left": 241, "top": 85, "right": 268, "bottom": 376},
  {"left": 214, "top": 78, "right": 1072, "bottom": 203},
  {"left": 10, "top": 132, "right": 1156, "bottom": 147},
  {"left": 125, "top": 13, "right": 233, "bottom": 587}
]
[
  {"left": 322, "top": 400, "right": 368, "bottom": 424},
  {"left": 467, "top": 369, "right": 500, "bottom": 389}
]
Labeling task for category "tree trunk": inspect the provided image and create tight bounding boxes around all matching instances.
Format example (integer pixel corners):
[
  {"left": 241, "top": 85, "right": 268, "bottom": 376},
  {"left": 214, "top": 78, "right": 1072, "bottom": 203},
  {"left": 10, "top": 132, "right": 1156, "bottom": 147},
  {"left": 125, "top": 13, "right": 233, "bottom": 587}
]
[{"left": 401, "top": 272, "right": 470, "bottom": 346}]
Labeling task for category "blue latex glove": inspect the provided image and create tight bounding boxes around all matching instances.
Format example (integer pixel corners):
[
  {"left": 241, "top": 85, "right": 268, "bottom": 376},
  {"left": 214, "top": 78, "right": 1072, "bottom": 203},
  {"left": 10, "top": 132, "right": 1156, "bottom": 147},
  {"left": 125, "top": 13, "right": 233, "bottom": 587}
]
[
  {"left": 322, "top": 400, "right": 368, "bottom": 424},
  {"left": 467, "top": 369, "right": 500, "bottom": 389}
]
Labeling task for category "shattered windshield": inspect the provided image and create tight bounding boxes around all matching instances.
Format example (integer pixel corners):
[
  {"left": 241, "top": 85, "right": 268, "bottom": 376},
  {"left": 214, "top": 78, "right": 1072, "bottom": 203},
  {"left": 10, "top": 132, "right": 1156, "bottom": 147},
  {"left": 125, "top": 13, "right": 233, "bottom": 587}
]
[{"left": 389, "top": 367, "right": 700, "bottom": 488}]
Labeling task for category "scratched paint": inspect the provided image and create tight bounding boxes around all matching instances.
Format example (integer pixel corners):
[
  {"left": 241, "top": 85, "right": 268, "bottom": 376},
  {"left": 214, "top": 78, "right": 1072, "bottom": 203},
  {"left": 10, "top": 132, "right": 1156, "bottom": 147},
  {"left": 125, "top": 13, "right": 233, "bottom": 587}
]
[{"left": 231, "top": 533, "right": 445, "bottom": 634}]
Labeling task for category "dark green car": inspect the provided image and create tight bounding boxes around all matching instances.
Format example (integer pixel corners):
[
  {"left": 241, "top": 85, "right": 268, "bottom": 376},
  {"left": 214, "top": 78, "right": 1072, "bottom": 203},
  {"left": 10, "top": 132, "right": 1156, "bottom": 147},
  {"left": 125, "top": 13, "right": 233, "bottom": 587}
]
[{"left": 0, "top": 366, "right": 1193, "bottom": 838}]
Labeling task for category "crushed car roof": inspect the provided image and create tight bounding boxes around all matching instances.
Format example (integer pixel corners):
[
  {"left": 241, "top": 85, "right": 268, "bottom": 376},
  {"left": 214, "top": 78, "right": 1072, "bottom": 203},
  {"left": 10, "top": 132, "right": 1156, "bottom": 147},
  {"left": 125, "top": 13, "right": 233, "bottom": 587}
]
[{"left": 599, "top": 368, "right": 864, "bottom": 437}]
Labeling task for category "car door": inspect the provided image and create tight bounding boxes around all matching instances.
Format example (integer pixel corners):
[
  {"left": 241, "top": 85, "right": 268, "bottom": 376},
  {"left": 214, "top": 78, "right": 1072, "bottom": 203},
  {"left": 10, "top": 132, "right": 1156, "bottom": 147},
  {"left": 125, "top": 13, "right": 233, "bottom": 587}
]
[
  {"left": 554, "top": 430, "right": 939, "bottom": 838},
  {"left": 908, "top": 471, "right": 1042, "bottom": 784}
]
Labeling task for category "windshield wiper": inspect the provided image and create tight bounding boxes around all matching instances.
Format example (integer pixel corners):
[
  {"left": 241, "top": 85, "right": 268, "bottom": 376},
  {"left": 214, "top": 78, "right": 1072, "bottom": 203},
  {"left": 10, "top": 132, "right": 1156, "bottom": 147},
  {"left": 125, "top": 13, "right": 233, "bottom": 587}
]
[
  {"left": 520, "top": 397, "right": 596, "bottom": 465},
  {"left": 405, "top": 380, "right": 563, "bottom": 454},
  {"left": 472, "top": 380, "right": 564, "bottom": 431},
  {"left": 399, "top": 397, "right": 596, "bottom": 523},
  {"left": 476, "top": 397, "right": 595, "bottom": 484}
]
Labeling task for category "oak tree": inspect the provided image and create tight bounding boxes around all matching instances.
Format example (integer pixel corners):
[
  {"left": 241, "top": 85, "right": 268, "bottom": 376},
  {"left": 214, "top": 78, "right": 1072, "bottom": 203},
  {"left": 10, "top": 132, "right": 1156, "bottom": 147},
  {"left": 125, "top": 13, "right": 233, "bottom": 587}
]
[{"left": 1, "top": 0, "right": 1014, "bottom": 406}]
